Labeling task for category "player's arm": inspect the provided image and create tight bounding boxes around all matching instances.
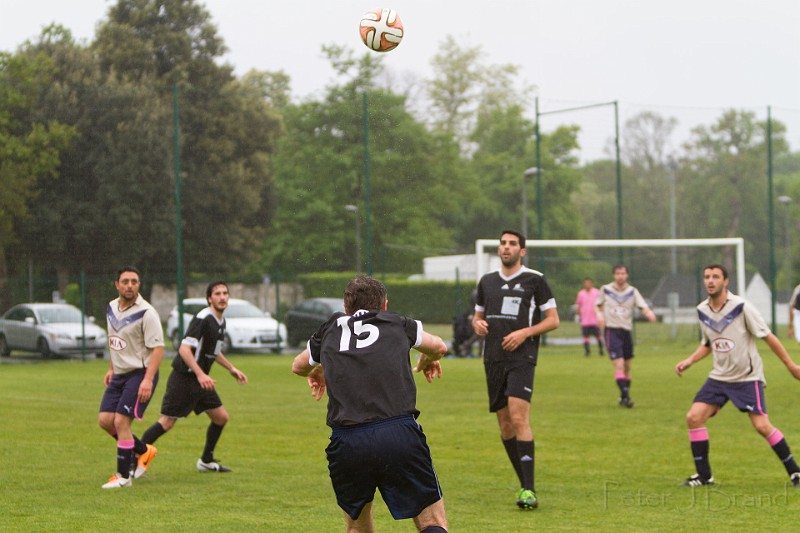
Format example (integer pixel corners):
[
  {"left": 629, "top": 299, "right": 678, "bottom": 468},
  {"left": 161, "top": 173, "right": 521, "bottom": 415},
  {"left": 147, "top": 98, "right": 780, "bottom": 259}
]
[
  {"left": 215, "top": 352, "right": 248, "bottom": 384},
  {"left": 675, "top": 344, "right": 712, "bottom": 377},
  {"left": 414, "top": 331, "right": 447, "bottom": 383},
  {"left": 501, "top": 307, "right": 560, "bottom": 352},
  {"left": 291, "top": 348, "right": 326, "bottom": 400},
  {"left": 641, "top": 307, "right": 657, "bottom": 322},
  {"left": 789, "top": 305, "right": 795, "bottom": 340},
  {"left": 594, "top": 303, "right": 605, "bottom": 329},
  {"left": 137, "top": 345, "right": 164, "bottom": 402},
  {"left": 763, "top": 333, "right": 800, "bottom": 380},
  {"left": 472, "top": 309, "right": 488, "bottom": 336}
]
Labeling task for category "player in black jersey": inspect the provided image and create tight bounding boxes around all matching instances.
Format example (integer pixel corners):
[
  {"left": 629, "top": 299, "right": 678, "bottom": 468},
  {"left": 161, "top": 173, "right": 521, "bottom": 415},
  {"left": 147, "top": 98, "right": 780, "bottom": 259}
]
[
  {"left": 292, "top": 275, "right": 449, "bottom": 533},
  {"left": 472, "top": 230, "right": 560, "bottom": 510},
  {"left": 139, "top": 281, "right": 248, "bottom": 476}
]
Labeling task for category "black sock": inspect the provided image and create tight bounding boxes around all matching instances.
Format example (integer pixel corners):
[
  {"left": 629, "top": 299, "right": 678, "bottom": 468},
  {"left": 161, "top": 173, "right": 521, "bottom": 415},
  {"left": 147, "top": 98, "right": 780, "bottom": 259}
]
[
  {"left": 133, "top": 435, "right": 147, "bottom": 455},
  {"left": 598, "top": 340, "right": 604, "bottom": 354},
  {"left": 690, "top": 430, "right": 712, "bottom": 480},
  {"left": 615, "top": 378, "right": 629, "bottom": 399},
  {"left": 583, "top": 341, "right": 590, "bottom": 354},
  {"left": 768, "top": 431, "right": 800, "bottom": 475},
  {"left": 117, "top": 440, "right": 134, "bottom": 479},
  {"left": 517, "top": 440, "right": 535, "bottom": 491},
  {"left": 502, "top": 437, "right": 523, "bottom": 486},
  {"left": 420, "top": 527, "right": 447, "bottom": 533},
  {"left": 202, "top": 422, "right": 225, "bottom": 463},
  {"left": 142, "top": 422, "right": 168, "bottom": 445}
]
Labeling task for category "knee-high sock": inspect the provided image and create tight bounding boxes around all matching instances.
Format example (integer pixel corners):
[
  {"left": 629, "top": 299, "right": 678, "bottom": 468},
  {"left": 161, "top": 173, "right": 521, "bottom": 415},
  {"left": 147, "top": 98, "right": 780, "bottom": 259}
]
[
  {"left": 517, "top": 440, "right": 535, "bottom": 491},
  {"left": 502, "top": 437, "right": 523, "bottom": 486},
  {"left": 689, "top": 428, "right": 712, "bottom": 480},
  {"left": 766, "top": 429, "right": 800, "bottom": 475},
  {"left": 117, "top": 439, "right": 135, "bottom": 479},
  {"left": 202, "top": 422, "right": 225, "bottom": 463},
  {"left": 110, "top": 431, "right": 147, "bottom": 455},
  {"left": 142, "top": 421, "right": 168, "bottom": 445},
  {"left": 615, "top": 372, "right": 630, "bottom": 399}
]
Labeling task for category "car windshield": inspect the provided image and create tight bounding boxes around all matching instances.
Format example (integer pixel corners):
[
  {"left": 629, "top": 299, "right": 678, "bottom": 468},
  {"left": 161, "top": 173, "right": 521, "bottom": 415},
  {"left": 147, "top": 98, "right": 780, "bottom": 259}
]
[
  {"left": 224, "top": 302, "right": 266, "bottom": 319},
  {"left": 37, "top": 306, "right": 84, "bottom": 324}
]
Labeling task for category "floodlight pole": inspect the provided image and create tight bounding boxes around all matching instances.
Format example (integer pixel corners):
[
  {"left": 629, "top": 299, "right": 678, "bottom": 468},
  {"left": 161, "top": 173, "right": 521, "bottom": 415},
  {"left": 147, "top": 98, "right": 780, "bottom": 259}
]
[
  {"left": 362, "top": 92, "right": 373, "bottom": 276},
  {"left": 173, "top": 84, "right": 185, "bottom": 336},
  {"left": 344, "top": 205, "right": 361, "bottom": 272},
  {"left": 767, "top": 106, "right": 777, "bottom": 330}
]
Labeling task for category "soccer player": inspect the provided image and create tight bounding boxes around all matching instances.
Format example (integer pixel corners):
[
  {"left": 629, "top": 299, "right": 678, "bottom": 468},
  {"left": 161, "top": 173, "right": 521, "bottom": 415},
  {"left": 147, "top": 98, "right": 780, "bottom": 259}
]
[
  {"left": 98, "top": 266, "right": 164, "bottom": 489},
  {"left": 472, "top": 230, "right": 560, "bottom": 510},
  {"left": 139, "top": 281, "right": 248, "bottom": 476},
  {"left": 594, "top": 264, "right": 656, "bottom": 408},
  {"left": 291, "top": 275, "right": 449, "bottom": 533},
  {"left": 675, "top": 264, "right": 800, "bottom": 487},
  {"left": 575, "top": 277, "right": 604, "bottom": 356}
]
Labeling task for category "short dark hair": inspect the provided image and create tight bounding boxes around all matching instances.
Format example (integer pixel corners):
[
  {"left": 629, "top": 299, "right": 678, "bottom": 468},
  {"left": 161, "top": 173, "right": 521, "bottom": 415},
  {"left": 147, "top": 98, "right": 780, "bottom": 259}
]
[
  {"left": 206, "top": 280, "right": 228, "bottom": 300},
  {"left": 500, "top": 229, "right": 526, "bottom": 249},
  {"left": 613, "top": 264, "right": 628, "bottom": 274},
  {"left": 704, "top": 263, "right": 729, "bottom": 279},
  {"left": 117, "top": 265, "right": 141, "bottom": 281},
  {"left": 343, "top": 275, "right": 386, "bottom": 314}
]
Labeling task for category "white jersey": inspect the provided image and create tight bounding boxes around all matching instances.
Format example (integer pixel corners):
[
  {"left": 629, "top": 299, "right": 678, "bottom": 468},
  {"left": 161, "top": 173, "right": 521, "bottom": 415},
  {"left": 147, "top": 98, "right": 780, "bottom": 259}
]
[
  {"left": 697, "top": 292, "right": 770, "bottom": 383},
  {"left": 595, "top": 283, "right": 649, "bottom": 331},
  {"left": 106, "top": 294, "right": 164, "bottom": 374}
]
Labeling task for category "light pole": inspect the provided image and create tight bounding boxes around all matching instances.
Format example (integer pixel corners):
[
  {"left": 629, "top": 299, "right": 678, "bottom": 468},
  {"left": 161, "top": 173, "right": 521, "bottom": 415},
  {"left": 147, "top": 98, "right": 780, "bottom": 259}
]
[
  {"left": 779, "top": 195, "right": 792, "bottom": 295},
  {"left": 344, "top": 204, "right": 361, "bottom": 273},
  {"left": 523, "top": 167, "right": 541, "bottom": 267}
]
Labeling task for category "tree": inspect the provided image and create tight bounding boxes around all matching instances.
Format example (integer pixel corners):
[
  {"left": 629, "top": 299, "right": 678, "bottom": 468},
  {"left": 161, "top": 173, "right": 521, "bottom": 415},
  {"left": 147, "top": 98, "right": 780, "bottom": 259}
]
[{"left": 0, "top": 46, "right": 74, "bottom": 308}]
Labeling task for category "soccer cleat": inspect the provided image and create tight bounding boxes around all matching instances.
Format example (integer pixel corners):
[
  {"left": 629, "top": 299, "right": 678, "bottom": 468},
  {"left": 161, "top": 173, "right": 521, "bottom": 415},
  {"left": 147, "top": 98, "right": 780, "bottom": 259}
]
[
  {"left": 197, "top": 458, "right": 232, "bottom": 473},
  {"left": 102, "top": 473, "right": 133, "bottom": 489},
  {"left": 680, "top": 474, "right": 714, "bottom": 487},
  {"left": 517, "top": 489, "right": 538, "bottom": 510},
  {"left": 134, "top": 444, "right": 158, "bottom": 479},
  {"left": 618, "top": 397, "right": 635, "bottom": 408},
  {"left": 791, "top": 472, "right": 800, "bottom": 488}
]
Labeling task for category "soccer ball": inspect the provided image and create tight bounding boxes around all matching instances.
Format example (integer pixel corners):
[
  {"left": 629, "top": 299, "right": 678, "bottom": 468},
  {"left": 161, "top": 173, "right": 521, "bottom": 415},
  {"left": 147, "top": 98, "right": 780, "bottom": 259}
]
[{"left": 359, "top": 8, "right": 404, "bottom": 52}]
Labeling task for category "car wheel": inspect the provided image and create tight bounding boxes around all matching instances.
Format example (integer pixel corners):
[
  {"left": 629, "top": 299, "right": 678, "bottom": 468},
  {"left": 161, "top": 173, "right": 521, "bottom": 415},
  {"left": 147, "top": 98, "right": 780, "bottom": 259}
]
[
  {"left": 0, "top": 335, "right": 10, "bottom": 357},
  {"left": 223, "top": 334, "right": 233, "bottom": 354},
  {"left": 37, "top": 337, "right": 52, "bottom": 358}
]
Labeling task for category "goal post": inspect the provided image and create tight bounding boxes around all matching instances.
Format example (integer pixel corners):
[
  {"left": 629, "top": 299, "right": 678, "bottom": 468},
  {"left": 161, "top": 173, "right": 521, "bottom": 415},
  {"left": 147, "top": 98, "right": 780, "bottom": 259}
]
[{"left": 475, "top": 238, "right": 746, "bottom": 295}]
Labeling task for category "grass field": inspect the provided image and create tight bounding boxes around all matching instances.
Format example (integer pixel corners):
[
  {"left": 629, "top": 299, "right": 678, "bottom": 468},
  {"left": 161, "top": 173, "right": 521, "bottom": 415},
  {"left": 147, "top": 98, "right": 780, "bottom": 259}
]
[{"left": 2, "top": 323, "right": 800, "bottom": 532}]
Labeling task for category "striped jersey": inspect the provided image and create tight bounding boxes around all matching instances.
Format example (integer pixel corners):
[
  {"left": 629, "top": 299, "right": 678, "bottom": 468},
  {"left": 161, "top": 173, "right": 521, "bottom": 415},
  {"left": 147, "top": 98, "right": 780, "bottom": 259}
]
[
  {"left": 595, "top": 283, "right": 649, "bottom": 331},
  {"left": 106, "top": 294, "right": 164, "bottom": 374}
]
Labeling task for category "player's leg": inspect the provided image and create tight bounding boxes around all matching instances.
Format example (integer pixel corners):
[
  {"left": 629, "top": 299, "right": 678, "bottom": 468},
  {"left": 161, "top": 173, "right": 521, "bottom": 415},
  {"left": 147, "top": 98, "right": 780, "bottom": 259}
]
[
  {"left": 197, "top": 405, "right": 231, "bottom": 472},
  {"left": 748, "top": 408, "right": 800, "bottom": 484},
  {"left": 487, "top": 362, "right": 524, "bottom": 488},
  {"left": 344, "top": 502, "right": 374, "bottom": 533},
  {"left": 412, "top": 499, "right": 448, "bottom": 533},
  {"left": 581, "top": 326, "right": 591, "bottom": 356},
  {"left": 506, "top": 362, "right": 537, "bottom": 509},
  {"left": 681, "top": 401, "right": 718, "bottom": 485}
]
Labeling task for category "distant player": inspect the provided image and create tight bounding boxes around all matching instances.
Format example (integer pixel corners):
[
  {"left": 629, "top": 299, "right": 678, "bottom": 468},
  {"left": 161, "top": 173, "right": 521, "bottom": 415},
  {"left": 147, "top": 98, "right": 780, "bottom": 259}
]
[
  {"left": 472, "top": 230, "right": 560, "bottom": 510},
  {"left": 675, "top": 264, "right": 800, "bottom": 487},
  {"left": 595, "top": 265, "right": 656, "bottom": 408},
  {"left": 140, "top": 281, "right": 248, "bottom": 476},
  {"left": 575, "top": 278, "right": 603, "bottom": 356}
]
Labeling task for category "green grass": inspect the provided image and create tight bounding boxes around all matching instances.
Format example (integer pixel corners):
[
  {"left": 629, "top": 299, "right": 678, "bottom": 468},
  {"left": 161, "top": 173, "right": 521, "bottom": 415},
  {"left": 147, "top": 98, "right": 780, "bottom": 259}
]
[{"left": 3, "top": 325, "right": 800, "bottom": 532}]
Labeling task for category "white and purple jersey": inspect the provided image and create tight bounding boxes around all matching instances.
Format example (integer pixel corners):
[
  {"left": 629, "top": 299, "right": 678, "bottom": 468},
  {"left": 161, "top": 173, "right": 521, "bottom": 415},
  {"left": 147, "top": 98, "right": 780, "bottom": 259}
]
[
  {"left": 697, "top": 292, "right": 770, "bottom": 383},
  {"left": 595, "top": 283, "right": 649, "bottom": 331}
]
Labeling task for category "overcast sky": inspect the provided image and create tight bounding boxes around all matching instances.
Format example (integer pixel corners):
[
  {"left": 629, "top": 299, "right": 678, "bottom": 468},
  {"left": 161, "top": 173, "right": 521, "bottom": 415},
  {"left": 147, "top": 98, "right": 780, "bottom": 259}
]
[{"left": 2, "top": 0, "right": 799, "bottom": 158}]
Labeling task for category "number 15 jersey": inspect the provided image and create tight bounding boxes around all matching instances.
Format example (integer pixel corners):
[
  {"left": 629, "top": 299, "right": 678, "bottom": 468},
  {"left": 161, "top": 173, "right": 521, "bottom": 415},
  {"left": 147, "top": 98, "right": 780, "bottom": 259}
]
[{"left": 308, "top": 309, "right": 424, "bottom": 428}]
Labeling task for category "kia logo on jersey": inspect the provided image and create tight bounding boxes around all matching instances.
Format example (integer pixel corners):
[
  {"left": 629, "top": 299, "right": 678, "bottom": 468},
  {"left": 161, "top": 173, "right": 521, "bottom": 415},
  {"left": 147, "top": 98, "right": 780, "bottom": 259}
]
[
  {"left": 109, "top": 336, "right": 128, "bottom": 351},
  {"left": 712, "top": 338, "right": 735, "bottom": 352}
]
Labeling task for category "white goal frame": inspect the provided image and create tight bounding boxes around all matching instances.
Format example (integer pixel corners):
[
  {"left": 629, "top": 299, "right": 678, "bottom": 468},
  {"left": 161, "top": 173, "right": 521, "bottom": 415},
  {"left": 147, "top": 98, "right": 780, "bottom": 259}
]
[{"left": 475, "top": 238, "right": 746, "bottom": 293}]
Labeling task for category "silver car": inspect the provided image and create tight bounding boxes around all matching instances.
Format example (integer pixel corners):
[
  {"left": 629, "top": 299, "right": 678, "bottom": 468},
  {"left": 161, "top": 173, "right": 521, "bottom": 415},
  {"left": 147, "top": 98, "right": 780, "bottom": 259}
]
[
  {"left": 166, "top": 298, "right": 287, "bottom": 353},
  {"left": 0, "top": 303, "right": 108, "bottom": 358}
]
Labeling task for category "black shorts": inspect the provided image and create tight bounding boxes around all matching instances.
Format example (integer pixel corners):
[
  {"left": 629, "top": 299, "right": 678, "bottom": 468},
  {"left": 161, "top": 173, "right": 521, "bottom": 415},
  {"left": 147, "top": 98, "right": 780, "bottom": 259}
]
[
  {"left": 581, "top": 325, "right": 600, "bottom": 337},
  {"left": 160, "top": 370, "right": 223, "bottom": 418},
  {"left": 484, "top": 359, "right": 536, "bottom": 412},
  {"left": 693, "top": 378, "right": 768, "bottom": 415},
  {"left": 326, "top": 415, "right": 443, "bottom": 520},
  {"left": 604, "top": 328, "right": 634, "bottom": 360},
  {"left": 99, "top": 368, "right": 159, "bottom": 420}
]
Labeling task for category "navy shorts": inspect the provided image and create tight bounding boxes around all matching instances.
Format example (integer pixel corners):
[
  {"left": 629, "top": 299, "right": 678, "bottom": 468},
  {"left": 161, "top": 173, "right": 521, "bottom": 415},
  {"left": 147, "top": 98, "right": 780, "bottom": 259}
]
[
  {"left": 693, "top": 378, "right": 768, "bottom": 415},
  {"left": 326, "top": 415, "right": 443, "bottom": 520},
  {"left": 160, "top": 370, "right": 223, "bottom": 418},
  {"left": 604, "top": 328, "right": 634, "bottom": 360},
  {"left": 484, "top": 359, "right": 536, "bottom": 412},
  {"left": 581, "top": 325, "right": 600, "bottom": 337},
  {"left": 99, "top": 368, "right": 159, "bottom": 420}
]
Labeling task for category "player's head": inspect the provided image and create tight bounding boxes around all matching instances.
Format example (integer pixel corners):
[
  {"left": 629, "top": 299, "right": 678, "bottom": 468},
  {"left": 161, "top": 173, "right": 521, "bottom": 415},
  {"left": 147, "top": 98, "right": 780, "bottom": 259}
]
[
  {"left": 115, "top": 265, "right": 141, "bottom": 303},
  {"left": 583, "top": 277, "right": 593, "bottom": 289},
  {"left": 498, "top": 230, "right": 527, "bottom": 268},
  {"left": 206, "top": 281, "right": 230, "bottom": 311},
  {"left": 343, "top": 275, "right": 387, "bottom": 314},
  {"left": 612, "top": 264, "right": 629, "bottom": 285},
  {"left": 703, "top": 264, "right": 729, "bottom": 297}
]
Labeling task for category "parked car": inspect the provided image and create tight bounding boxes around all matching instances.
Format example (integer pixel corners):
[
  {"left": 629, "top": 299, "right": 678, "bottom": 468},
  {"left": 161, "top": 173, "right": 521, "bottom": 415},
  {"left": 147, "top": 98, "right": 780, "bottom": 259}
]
[
  {"left": 0, "top": 303, "right": 107, "bottom": 358},
  {"left": 284, "top": 297, "right": 345, "bottom": 347},
  {"left": 166, "top": 298, "right": 287, "bottom": 353}
]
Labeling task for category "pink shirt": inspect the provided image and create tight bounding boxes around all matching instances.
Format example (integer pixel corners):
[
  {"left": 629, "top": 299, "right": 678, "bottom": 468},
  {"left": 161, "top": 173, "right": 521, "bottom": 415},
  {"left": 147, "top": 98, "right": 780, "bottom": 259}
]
[{"left": 575, "top": 288, "right": 599, "bottom": 326}]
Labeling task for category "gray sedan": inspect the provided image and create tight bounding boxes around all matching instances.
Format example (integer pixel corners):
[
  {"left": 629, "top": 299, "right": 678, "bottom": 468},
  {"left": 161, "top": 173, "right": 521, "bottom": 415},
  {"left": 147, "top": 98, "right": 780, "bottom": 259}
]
[{"left": 0, "top": 303, "right": 107, "bottom": 358}]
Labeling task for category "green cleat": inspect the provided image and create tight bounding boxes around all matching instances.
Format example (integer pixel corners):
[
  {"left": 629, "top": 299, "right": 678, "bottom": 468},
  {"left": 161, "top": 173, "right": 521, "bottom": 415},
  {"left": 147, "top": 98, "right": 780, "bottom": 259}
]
[{"left": 517, "top": 489, "right": 538, "bottom": 510}]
